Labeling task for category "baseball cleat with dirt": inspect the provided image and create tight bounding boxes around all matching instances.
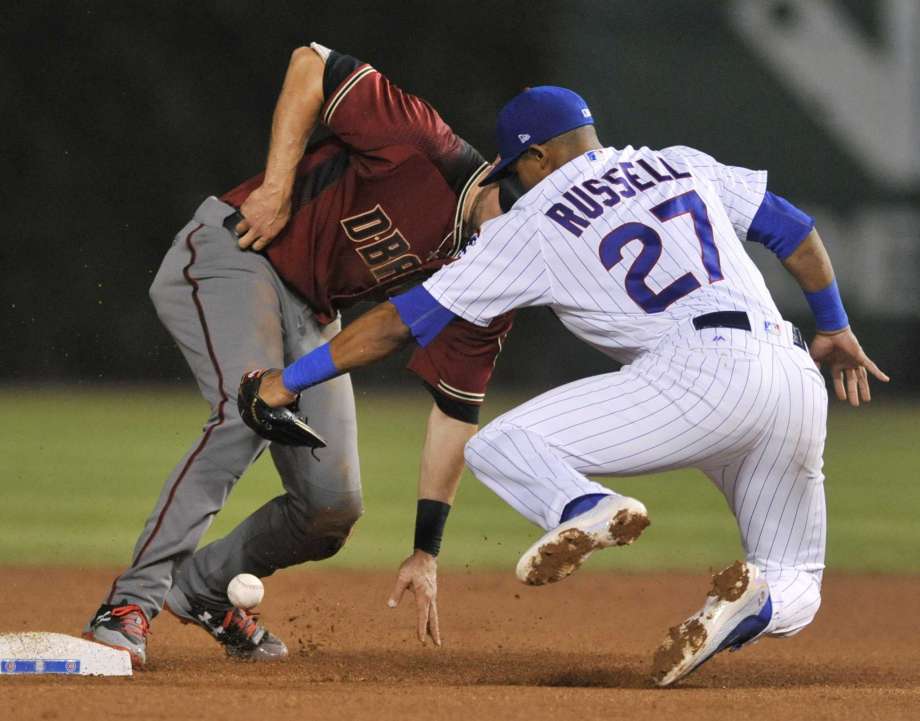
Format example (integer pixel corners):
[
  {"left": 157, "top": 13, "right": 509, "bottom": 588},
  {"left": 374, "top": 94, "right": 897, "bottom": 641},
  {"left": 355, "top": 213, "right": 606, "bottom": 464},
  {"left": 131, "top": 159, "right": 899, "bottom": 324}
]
[
  {"left": 82, "top": 602, "right": 149, "bottom": 669},
  {"left": 651, "top": 560, "right": 772, "bottom": 687},
  {"left": 165, "top": 586, "right": 287, "bottom": 661},
  {"left": 515, "top": 494, "right": 649, "bottom": 586}
]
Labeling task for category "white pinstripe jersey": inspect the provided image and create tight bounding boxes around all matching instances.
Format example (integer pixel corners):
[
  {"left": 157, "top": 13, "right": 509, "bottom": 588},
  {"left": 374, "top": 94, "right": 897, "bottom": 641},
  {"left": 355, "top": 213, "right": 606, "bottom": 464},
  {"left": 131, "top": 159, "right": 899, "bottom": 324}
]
[{"left": 424, "top": 145, "right": 783, "bottom": 364}]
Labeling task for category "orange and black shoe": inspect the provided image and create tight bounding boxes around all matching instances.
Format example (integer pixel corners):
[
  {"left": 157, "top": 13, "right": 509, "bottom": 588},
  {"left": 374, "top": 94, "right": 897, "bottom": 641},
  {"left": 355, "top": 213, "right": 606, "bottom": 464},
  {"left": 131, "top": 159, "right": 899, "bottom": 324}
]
[
  {"left": 165, "top": 586, "right": 287, "bottom": 661},
  {"left": 83, "top": 602, "right": 149, "bottom": 668}
]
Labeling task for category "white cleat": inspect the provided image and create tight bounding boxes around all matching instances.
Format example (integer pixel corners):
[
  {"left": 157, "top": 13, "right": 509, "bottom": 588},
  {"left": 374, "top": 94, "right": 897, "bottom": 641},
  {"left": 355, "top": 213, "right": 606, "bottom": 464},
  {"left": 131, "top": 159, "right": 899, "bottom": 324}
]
[
  {"left": 515, "top": 495, "right": 650, "bottom": 586},
  {"left": 652, "top": 560, "right": 773, "bottom": 687}
]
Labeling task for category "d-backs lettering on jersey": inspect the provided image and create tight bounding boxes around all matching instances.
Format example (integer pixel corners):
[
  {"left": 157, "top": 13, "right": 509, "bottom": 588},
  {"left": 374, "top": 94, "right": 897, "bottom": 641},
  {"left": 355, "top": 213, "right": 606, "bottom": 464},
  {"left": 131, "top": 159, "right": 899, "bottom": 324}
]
[
  {"left": 220, "top": 44, "right": 506, "bottom": 406},
  {"left": 339, "top": 204, "right": 422, "bottom": 284},
  {"left": 424, "top": 145, "right": 784, "bottom": 364}
]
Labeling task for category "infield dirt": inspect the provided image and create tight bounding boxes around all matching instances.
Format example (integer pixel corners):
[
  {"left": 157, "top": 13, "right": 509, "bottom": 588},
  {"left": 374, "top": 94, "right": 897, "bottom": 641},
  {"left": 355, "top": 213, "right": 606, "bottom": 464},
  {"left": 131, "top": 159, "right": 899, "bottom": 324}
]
[{"left": 1, "top": 567, "right": 917, "bottom": 720}]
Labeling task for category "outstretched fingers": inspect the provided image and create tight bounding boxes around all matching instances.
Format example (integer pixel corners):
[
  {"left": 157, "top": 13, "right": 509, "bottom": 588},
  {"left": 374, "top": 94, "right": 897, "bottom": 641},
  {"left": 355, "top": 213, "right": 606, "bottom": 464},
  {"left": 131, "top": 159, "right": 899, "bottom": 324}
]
[
  {"left": 387, "top": 574, "right": 410, "bottom": 610},
  {"left": 857, "top": 366, "right": 871, "bottom": 403},
  {"left": 832, "top": 366, "right": 847, "bottom": 403},
  {"left": 416, "top": 592, "right": 432, "bottom": 645},
  {"left": 427, "top": 598, "right": 441, "bottom": 647},
  {"left": 860, "top": 353, "right": 890, "bottom": 384},
  {"left": 845, "top": 367, "right": 860, "bottom": 407}
]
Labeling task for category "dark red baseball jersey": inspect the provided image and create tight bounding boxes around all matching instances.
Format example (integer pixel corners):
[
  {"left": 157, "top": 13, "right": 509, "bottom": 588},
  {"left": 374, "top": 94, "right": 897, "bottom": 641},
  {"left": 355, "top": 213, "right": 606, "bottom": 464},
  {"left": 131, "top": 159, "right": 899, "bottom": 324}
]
[{"left": 221, "top": 45, "right": 511, "bottom": 408}]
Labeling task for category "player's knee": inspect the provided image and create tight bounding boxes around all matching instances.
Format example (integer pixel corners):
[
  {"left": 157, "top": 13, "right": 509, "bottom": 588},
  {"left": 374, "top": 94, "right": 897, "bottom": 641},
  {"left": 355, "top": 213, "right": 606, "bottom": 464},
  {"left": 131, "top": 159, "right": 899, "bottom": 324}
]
[
  {"left": 298, "top": 501, "right": 363, "bottom": 561},
  {"left": 463, "top": 433, "right": 481, "bottom": 468},
  {"left": 463, "top": 429, "right": 493, "bottom": 475},
  {"left": 464, "top": 420, "right": 526, "bottom": 474},
  {"left": 463, "top": 421, "right": 501, "bottom": 466},
  {"left": 304, "top": 492, "right": 363, "bottom": 534},
  {"left": 334, "top": 495, "right": 365, "bottom": 531}
]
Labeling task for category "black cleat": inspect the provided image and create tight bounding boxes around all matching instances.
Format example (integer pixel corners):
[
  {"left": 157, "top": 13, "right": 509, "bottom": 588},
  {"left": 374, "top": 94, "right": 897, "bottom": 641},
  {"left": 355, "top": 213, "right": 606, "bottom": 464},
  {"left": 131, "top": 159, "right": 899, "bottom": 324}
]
[{"left": 165, "top": 587, "right": 287, "bottom": 661}]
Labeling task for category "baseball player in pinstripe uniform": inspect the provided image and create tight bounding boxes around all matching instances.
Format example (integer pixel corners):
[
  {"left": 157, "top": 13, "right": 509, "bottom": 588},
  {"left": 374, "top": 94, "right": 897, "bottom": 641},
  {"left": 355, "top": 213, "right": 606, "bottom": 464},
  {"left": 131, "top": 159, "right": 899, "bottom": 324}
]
[{"left": 256, "top": 86, "right": 888, "bottom": 685}]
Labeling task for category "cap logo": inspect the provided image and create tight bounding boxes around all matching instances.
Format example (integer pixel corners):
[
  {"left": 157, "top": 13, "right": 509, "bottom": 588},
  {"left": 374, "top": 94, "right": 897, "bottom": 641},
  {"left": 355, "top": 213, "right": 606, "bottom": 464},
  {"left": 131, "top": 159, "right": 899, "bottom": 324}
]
[
  {"left": 517, "top": 133, "right": 531, "bottom": 143},
  {"left": 581, "top": 108, "right": 592, "bottom": 118}
]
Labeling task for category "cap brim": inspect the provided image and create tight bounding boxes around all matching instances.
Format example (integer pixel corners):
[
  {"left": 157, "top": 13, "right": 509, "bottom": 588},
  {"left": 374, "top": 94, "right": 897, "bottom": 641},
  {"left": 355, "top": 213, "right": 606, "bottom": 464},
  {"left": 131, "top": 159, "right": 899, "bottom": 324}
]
[{"left": 478, "top": 155, "right": 518, "bottom": 186}]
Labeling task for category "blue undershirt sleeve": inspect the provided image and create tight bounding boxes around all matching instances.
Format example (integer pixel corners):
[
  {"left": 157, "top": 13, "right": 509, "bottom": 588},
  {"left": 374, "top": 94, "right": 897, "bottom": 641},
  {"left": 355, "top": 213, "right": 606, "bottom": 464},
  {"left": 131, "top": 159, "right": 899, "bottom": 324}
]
[
  {"left": 747, "top": 191, "right": 815, "bottom": 261},
  {"left": 390, "top": 285, "right": 456, "bottom": 348},
  {"left": 282, "top": 344, "right": 338, "bottom": 393}
]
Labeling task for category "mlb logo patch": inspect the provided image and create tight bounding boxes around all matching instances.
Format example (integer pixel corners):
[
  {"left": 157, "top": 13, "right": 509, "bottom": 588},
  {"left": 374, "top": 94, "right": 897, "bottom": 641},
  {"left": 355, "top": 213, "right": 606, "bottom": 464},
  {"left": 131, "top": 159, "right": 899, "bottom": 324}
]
[
  {"left": 518, "top": 133, "right": 531, "bottom": 143},
  {"left": 764, "top": 320, "right": 781, "bottom": 336},
  {"left": 582, "top": 108, "right": 592, "bottom": 118}
]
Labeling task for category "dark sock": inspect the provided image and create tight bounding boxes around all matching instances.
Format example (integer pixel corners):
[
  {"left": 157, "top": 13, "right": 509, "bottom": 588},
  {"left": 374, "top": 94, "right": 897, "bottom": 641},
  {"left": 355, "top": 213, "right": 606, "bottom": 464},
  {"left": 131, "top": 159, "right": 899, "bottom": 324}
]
[{"left": 559, "top": 493, "right": 611, "bottom": 523}]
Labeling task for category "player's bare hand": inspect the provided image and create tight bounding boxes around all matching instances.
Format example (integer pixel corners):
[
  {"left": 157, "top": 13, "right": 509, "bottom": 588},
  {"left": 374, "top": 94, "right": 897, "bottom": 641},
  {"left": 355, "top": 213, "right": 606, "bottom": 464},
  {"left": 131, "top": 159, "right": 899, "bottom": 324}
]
[
  {"left": 257, "top": 369, "right": 299, "bottom": 408},
  {"left": 387, "top": 550, "right": 441, "bottom": 647},
  {"left": 236, "top": 184, "right": 292, "bottom": 251},
  {"left": 809, "top": 327, "right": 889, "bottom": 407}
]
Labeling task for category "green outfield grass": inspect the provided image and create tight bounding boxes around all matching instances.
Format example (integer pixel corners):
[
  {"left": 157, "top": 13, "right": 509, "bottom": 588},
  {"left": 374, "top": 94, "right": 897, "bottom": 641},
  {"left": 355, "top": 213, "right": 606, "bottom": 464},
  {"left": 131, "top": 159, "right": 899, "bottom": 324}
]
[{"left": 0, "top": 386, "right": 916, "bottom": 574}]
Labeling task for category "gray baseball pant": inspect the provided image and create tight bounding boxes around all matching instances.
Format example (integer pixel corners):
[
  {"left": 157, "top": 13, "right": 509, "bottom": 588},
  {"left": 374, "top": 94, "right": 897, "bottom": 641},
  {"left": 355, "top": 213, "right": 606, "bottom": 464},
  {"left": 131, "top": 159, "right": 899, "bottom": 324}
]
[{"left": 104, "top": 196, "right": 362, "bottom": 619}]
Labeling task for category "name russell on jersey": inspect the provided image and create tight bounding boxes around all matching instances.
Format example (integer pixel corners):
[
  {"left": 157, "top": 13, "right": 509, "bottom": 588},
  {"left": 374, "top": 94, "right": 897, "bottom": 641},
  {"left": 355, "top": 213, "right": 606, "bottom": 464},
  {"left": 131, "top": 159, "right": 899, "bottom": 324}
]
[{"left": 545, "top": 153, "right": 691, "bottom": 237}]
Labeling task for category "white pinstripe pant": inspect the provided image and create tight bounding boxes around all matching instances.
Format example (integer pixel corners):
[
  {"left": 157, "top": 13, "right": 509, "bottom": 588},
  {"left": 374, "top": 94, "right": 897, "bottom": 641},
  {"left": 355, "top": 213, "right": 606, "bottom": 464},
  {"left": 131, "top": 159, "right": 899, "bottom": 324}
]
[{"left": 465, "top": 323, "right": 827, "bottom": 637}]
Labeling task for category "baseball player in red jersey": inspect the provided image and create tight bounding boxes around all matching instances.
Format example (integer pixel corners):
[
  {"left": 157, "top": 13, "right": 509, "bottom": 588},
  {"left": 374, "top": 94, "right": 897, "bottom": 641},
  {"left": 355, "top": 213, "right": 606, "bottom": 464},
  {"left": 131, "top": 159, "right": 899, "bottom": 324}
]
[{"left": 83, "top": 43, "right": 512, "bottom": 667}]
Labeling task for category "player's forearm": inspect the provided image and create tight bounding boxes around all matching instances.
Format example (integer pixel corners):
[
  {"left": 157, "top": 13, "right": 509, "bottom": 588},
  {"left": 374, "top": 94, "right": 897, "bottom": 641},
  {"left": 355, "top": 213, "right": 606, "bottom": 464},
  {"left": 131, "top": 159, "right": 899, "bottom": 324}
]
[
  {"left": 781, "top": 228, "right": 849, "bottom": 333},
  {"left": 330, "top": 302, "right": 413, "bottom": 372},
  {"left": 781, "top": 228, "right": 835, "bottom": 293},
  {"left": 412, "top": 404, "right": 476, "bottom": 557},
  {"left": 279, "top": 302, "right": 411, "bottom": 395},
  {"left": 418, "top": 404, "right": 477, "bottom": 504},
  {"left": 260, "top": 46, "right": 325, "bottom": 194}
]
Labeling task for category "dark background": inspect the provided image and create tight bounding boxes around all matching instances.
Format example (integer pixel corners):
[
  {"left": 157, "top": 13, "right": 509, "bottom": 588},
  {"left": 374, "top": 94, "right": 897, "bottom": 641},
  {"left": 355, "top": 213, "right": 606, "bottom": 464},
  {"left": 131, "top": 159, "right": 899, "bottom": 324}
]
[{"left": 3, "top": 0, "right": 917, "bottom": 395}]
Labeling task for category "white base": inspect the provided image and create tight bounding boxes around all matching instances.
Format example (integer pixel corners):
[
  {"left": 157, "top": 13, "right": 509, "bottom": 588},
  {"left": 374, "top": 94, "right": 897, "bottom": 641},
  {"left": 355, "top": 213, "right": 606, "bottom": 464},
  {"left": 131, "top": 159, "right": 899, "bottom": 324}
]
[{"left": 0, "top": 632, "right": 132, "bottom": 676}]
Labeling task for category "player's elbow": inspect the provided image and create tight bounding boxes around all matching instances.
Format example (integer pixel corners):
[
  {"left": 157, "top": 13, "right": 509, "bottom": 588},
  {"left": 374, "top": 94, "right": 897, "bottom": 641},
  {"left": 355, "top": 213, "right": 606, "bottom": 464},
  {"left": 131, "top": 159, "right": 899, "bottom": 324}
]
[
  {"left": 286, "top": 46, "right": 325, "bottom": 98},
  {"left": 289, "top": 45, "right": 325, "bottom": 76},
  {"left": 367, "top": 302, "right": 412, "bottom": 351},
  {"left": 289, "top": 45, "right": 314, "bottom": 64}
]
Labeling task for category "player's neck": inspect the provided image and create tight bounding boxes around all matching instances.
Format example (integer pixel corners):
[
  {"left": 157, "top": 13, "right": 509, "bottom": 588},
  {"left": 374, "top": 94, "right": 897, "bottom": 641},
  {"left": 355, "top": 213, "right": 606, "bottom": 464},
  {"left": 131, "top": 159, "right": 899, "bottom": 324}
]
[{"left": 550, "top": 140, "right": 604, "bottom": 172}]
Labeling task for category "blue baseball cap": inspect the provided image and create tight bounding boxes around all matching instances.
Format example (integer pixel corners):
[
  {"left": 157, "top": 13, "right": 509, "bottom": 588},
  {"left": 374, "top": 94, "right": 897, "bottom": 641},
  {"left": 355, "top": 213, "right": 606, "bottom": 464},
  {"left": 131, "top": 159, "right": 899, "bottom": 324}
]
[{"left": 480, "top": 86, "right": 594, "bottom": 186}]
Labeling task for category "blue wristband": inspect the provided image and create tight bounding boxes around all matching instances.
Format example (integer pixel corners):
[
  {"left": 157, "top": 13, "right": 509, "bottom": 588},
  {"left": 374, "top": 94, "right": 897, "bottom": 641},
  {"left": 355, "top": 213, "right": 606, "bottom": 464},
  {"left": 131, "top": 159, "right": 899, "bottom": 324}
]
[
  {"left": 804, "top": 279, "right": 849, "bottom": 333},
  {"left": 281, "top": 343, "right": 338, "bottom": 393}
]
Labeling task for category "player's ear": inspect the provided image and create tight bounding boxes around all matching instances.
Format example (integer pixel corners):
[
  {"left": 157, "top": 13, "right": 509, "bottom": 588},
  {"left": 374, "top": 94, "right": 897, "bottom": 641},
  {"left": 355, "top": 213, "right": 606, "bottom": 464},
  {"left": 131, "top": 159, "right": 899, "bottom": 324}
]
[{"left": 529, "top": 144, "right": 551, "bottom": 170}]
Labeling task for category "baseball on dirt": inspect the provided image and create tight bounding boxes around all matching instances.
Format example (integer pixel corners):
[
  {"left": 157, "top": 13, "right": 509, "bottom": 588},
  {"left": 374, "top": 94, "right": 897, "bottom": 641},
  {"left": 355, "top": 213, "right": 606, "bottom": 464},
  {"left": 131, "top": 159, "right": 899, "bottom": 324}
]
[{"left": 227, "top": 573, "right": 264, "bottom": 610}]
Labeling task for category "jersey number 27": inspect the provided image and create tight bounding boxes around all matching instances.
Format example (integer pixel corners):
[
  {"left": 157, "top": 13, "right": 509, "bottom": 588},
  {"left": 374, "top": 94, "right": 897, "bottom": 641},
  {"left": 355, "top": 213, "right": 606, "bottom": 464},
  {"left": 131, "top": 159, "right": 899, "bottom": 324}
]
[{"left": 598, "top": 189, "right": 722, "bottom": 313}]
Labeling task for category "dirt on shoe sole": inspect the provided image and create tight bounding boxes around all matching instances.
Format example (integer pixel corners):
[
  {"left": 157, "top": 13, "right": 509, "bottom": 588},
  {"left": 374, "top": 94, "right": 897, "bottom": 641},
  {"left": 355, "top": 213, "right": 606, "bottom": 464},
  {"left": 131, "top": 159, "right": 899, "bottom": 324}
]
[{"left": 523, "top": 509, "right": 650, "bottom": 585}]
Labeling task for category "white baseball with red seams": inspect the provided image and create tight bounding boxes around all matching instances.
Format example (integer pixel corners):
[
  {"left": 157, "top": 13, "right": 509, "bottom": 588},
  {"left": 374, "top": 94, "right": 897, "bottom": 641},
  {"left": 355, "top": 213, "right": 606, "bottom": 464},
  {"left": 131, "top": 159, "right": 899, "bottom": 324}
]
[
  {"left": 424, "top": 145, "right": 828, "bottom": 639},
  {"left": 227, "top": 574, "right": 264, "bottom": 610}
]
